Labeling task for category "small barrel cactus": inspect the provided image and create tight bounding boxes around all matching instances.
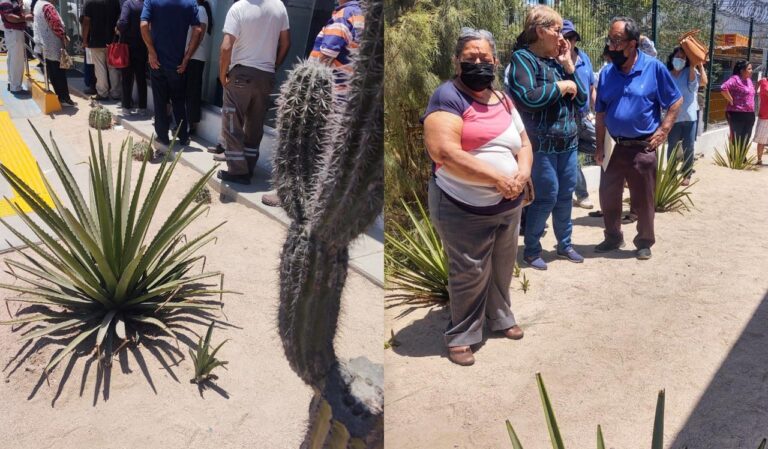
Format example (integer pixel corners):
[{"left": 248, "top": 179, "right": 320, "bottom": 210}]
[
  {"left": 194, "top": 186, "right": 212, "bottom": 204},
  {"left": 274, "top": 0, "right": 383, "bottom": 446},
  {"left": 131, "top": 140, "right": 152, "bottom": 161},
  {"left": 89, "top": 105, "right": 113, "bottom": 130}
]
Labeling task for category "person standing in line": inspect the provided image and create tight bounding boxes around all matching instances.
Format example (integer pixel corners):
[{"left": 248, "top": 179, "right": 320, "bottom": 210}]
[
  {"left": 666, "top": 47, "right": 705, "bottom": 185},
  {"left": 0, "top": 0, "right": 32, "bottom": 96},
  {"left": 184, "top": 0, "right": 212, "bottom": 137},
  {"left": 140, "top": 0, "right": 202, "bottom": 151},
  {"left": 32, "top": 0, "right": 75, "bottom": 106},
  {"left": 562, "top": 19, "right": 596, "bottom": 210},
  {"left": 214, "top": 0, "right": 290, "bottom": 185},
  {"left": 82, "top": 0, "right": 121, "bottom": 101},
  {"left": 507, "top": 5, "right": 587, "bottom": 271},
  {"left": 594, "top": 17, "right": 682, "bottom": 261},
  {"left": 720, "top": 60, "right": 756, "bottom": 146},
  {"left": 116, "top": 0, "right": 147, "bottom": 115},
  {"left": 752, "top": 72, "right": 768, "bottom": 166}
]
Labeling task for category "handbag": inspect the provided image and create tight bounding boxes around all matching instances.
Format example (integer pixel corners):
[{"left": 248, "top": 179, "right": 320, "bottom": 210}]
[
  {"left": 679, "top": 29, "right": 708, "bottom": 66},
  {"left": 59, "top": 48, "right": 72, "bottom": 70},
  {"left": 107, "top": 36, "right": 130, "bottom": 69},
  {"left": 520, "top": 179, "right": 535, "bottom": 208}
]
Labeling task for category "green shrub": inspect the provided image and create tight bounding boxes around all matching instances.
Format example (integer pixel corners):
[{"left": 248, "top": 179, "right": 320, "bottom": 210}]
[{"left": 0, "top": 128, "right": 230, "bottom": 374}]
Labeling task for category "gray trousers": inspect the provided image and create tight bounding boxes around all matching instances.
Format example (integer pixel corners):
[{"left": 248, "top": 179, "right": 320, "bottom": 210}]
[
  {"left": 221, "top": 65, "right": 275, "bottom": 175},
  {"left": 428, "top": 179, "right": 521, "bottom": 347}
]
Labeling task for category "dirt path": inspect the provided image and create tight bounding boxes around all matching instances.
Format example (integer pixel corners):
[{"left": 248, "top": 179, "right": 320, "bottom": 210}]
[
  {"left": 0, "top": 99, "right": 383, "bottom": 449},
  {"left": 385, "top": 156, "right": 768, "bottom": 449}
]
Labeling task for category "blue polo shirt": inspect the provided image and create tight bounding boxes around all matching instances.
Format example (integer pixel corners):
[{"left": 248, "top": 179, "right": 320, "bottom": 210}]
[
  {"left": 573, "top": 48, "right": 595, "bottom": 114},
  {"left": 141, "top": 0, "right": 200, "bottom": 69},
  {"left": 596, "top": 50, "right": 681, "bottom": 138}
]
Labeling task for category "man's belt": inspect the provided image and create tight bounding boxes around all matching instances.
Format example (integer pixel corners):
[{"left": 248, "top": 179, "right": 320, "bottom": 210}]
[{"left": 614, "top": 133, "right": 653, "bottom": 147}]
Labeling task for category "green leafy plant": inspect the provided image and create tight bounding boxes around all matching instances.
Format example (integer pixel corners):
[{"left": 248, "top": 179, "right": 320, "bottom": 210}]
[
  {"left": 507, "top": 374, "right": 766, "bottom": 449},
  {"left": 655, "top": 143, "right": 695, "bottom": 213},
  {"left": 131, "top": 140, "right": 152, "bottom": 162},
  {"left": 520, "top": 273, "right": 530, "bottom": 294},
  {"left": 713, "top": 136, "right": 758, "bottom": 170},
  {"left": 190, "top": 322, "right": 228, "bottom": 384},
  {"left": 0, "top": 128, "right": 230, "bottom": 374},
  {"left": 513, "top": 262, "right": 521, "bottom": 278},
  {"left": 385, "top": 195, "right": 449, "bottom": 307},
  {"left": 88, "top": 105, "right": 113, "bottom": 130},
  {"left": 384, "top": 329, "right": 401, "bottom": 350}
]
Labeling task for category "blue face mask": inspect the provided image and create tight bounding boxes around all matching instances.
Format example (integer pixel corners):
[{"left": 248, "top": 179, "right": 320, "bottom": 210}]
[{"left": 672, "top": 57, "right": 686, "bottom": 71}]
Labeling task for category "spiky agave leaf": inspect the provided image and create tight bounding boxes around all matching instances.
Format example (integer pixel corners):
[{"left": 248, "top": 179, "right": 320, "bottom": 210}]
[
  {"left": 655, "top": 143, "right": 695, "bottom": 213},
  {"left": 713, "top": 136, "right": 758, "bottom": 170},
  {"left": 190, "top": 321, "right": 228, "bottom": 383},
  {"left": 0, "top": 125, "right": 233, "bottom": 375}
]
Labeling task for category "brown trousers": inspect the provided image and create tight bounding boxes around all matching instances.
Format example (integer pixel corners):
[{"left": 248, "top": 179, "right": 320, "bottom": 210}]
[
  {"left": 599, "top": 141, "right": 657, "bottom": 249},
  {"left": 221, "top": 65, "right": 275, "bottom": 175}
]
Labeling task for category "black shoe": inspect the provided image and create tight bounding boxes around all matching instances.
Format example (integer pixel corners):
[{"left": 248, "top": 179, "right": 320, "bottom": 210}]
[
  {"left": 10, "top": 90, "right": 31, "bottom": 98},
  {"left": 594, "top": 239, "right": 625, "bottom": 253},
  {"left": 60, "top": 97, "right": 76, "bottom": 107},
  {"left": 636, "top": 248, "right": 652, "bottom": 260},
  {"left": 588, "top": 210, "right": 604, "bottom": 218},
  {"left": 83, "top": 87, "right": 97, "bottom": 95},
  {"left": 217, "top": 170, "right": 250, "bottom": 185},
  {"left": 207, "top": 144, "right": 225, "bottom": 154},
  {"left": 91, "top": 94, "right": 110, "bottom": 101}
]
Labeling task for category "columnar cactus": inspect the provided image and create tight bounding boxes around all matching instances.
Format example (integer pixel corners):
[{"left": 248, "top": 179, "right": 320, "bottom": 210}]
[
  {"left": 89, "top": 105, "right": 113, "bottom": 130},
  {"left": 274, "top": 0, "right": 383, "bottom": 447}
]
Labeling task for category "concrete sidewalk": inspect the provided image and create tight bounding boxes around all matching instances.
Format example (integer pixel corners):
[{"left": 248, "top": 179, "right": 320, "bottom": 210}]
[{"left": 65, "top": 75, "right": 384, "bottom": 286}]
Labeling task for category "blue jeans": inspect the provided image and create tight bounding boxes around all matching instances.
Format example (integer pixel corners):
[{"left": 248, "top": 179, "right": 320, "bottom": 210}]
[
  {"left": 524, "top": 150, "right": 578, "bottom": 258},
  {"left": 667, "top": 121, "right": 696, "bottom": 177},
  {"left": 575, "top": 162, "right": 589, "bottom": 199},
  {"left": 574, "top": 113, "right": 595, "bottom": 199},
  {"left": 149, "top": 68, "right": 188, "bottom": 144}
]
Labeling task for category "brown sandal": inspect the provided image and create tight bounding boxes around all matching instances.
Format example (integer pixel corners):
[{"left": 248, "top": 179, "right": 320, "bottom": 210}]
[
  {"left": 448, "top": 346, "right": 475, "bottom": 366},
  {"left": 503, "top": 325, "right": 524, "bottom": 340}
]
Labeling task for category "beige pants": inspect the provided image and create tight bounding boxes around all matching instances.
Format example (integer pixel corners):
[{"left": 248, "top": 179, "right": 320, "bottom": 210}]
[
  {"left": 221, "top": 65, "right": 275, "bottom": 176},
  {"left": 89, "top": 47, "right": 121, "bottom": 98}
]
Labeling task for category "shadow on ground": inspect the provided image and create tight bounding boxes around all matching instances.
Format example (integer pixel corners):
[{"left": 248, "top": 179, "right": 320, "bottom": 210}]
[{"left": 670, "top": 291, "right": 768, "bottom": 448}]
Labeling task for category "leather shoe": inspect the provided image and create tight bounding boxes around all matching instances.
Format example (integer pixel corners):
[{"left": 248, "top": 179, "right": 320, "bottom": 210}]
[
  {"left": 503, "top": 325, "right": 524, "bottom": 340},
  {"left": 207, "top": 144, "right": 225, "bottom": 154},
  {"left": 217, "top": 170, "right": 250, "bottom": 185},
  {"left": 448, "top": 346, "right": 474, "bottom": 366}
]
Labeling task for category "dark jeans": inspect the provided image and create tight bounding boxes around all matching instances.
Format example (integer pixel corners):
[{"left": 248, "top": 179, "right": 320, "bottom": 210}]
[
  {"left": 121, "top": 49, "right": 148, "bottom": 109},
  {"left": 667, "top": 121, "right": 696, "bottom": 177},
  {"left": 185, "top": 59, "right": 205, "bottom": 125},
  {"left": 523, "top": 150, "right": 578, "bottom": 258},
  {"left": 45, "top": 59, "right": 72, "bottom": 103},
  {"left": 726, "top": 110, "right": 756, "bottom": 145},
  {"left": 84, "top": 49, "right": 95, "bottom": 88},
  {"left": 599, "top": 142, "right": 657, "bottom": 250},
  {"left": 149, "top": 67, "right": 188, "bottom": 144}
]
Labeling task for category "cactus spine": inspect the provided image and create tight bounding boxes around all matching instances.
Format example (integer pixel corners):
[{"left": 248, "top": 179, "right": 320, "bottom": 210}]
[
  {"left": 274, "top": 0, "right": 383, "bottom": 446},
  {"left": 89, "top": 105, "right": 113, "bottom": 130}
]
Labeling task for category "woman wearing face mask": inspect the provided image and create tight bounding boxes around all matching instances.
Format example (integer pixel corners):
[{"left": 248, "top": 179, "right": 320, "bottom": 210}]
[
  {"left": 666, "top": 47, "right": 706, "bottom": 184},
  {"left": 421, "top": 28, "right": 533, "bottom": 366},
  {"left": 506, "top": 6, "right": 587, "bottom": 271},
  {"left": 720, "top": 60, "right": 756, "bottom": 146}
]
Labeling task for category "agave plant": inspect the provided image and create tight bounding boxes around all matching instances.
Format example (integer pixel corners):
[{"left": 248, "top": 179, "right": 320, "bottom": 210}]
[
  {"left": 385, "top": 194, "right": 449, "bottom": 307},
  {"left": 0, "top": 128, "right": 228, "bottom": 374},
  {"left": 655, "top": 143, "right": 695, "bottom": 213},
  {"left": 507, "top": 374, "right": 766, "bottom": 449},
  {"left": 189, "top": 322, "right": 228, "bottom": 384},
  {"left": 713, "top": 136, "right": 758, "bottom": 170}
]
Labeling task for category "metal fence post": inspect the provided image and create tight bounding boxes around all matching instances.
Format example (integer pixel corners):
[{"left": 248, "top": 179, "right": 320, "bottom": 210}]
[
  {"left": 703, "top": 1, "right": 717, "bottom": 133},
  {"left": 651, "top": 0, "right": 659, "bottom": 44},
  {"left": 747, "top": 17, "right": 754, "bottom": 61}
]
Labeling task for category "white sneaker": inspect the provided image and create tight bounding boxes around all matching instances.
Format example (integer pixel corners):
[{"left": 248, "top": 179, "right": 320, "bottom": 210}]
[
  {"left": 573, "top": 197, "right": 594, "bottom": 209},
  {"left": 129, "top": 108, "right": 139, "bottom": 115}
]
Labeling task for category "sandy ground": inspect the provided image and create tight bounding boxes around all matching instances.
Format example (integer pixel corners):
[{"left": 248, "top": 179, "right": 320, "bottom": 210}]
[
  {"left": 385, "top": 153, "right": 768, "bottom": 448},
  {"left": 0, "top": 98, "right": 383, "bottom": 448}
]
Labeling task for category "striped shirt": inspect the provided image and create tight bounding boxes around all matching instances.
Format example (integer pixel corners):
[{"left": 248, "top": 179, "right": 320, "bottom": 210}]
[
  {"left": 506, "top": 48, "right": 587, "bottom": 154},
  {"left": 309, "top": 0, "right": 364, "bottom": 91}
]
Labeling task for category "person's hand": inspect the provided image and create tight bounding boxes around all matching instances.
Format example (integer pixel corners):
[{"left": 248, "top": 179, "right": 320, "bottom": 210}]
[
  {"left": 647, "top": 127, "right": 669, "bottom": 150},
  {"left": 62, "top": 35, "right": 70, "bottom": 46},
  {"left": 24, "top": 13, "right": 33, "bottom": 21},
  {"left": 556, "top": 37, "right": 574, "bottom": 72},
  {"left": 556, "top": 80, "right": 577, "bottom": 98},
  {"left": 177, "top": 57, "right": 189, "bottom": 74},
  {"left": 495, "top": 176, "right": 519, "bottom": 199},
  {"left": 148, "top": 51, "right": 160, "bottom": 70},
  {"left": 595, "top": 148, "right": 604, "bottom": 166},
  {"left": 219, "top": 71, "right": 230, "bottom": 87}
]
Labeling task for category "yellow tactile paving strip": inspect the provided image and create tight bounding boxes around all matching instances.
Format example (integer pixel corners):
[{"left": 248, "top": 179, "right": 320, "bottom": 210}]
[{"left": 0, "top": 111, "right": 54, "bottom": 217}]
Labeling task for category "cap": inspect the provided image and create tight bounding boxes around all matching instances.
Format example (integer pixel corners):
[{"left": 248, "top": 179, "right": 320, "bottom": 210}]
[{"left": 561, "top": 20, "right": 580, "bottom": 41}]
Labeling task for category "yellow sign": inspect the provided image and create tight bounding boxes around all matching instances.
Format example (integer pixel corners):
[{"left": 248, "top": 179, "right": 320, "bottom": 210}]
[{"left": 0, "top": 111, "right": 54, "bottom": 217}]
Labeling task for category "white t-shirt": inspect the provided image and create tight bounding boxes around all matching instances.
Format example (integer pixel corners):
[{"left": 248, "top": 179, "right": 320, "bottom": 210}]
[
  {"left": 222, "top": 0, "right": 289, "bottom": 73},
  {"left": 186, "top": 5, "right": 210, "bottom": 62}
]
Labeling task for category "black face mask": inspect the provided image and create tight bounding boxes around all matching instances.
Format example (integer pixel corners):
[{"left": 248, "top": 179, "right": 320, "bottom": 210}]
[
  {"left": 608, "top": 49, "right": 628, "bottom": 68},
  {"left": 459, "top": 62, "right": 495, "bottom": 92}
]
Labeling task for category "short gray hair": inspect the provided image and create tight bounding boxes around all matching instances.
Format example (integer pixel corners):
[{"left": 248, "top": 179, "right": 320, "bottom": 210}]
[{"left": 454, "top": 27, "right": 497, "bottom": 59}]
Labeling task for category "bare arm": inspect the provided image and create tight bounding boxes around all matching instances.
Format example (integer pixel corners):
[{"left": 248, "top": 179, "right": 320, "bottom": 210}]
[
  {"left": 140, "top": 20, "right": 159, "bottom": 69},
  {"left": 276, "top": 29, "right": 290, "bottom": 69},
  {"left": 511, "top": 130, "right": 533, "bottom": 196},
  {"left": 648, "top": 97, "right": 683, "bottom": 149},
  {"left": 219, "top": 33, "right": 235, "bottom": 86},
  {"left": 590, "top": 85, "right": 597, "bottom": 112},
  {"left": 595, "top": 111, "right": 606, "bottom": 166},
  {"left": 721, "top": 89, "right": 734, "bottom": 105},
  {"left": 424, "top": 111, "right": 517, "bottom": 197},
  {"left": 698, "top": 63, "right": 708, "bottom": 87},
  {"left": 178, "top": 24, "right": 203, "bottom": 73},
  {"left": 82, "top": 16, "right": 91, "bottom": 47}
]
